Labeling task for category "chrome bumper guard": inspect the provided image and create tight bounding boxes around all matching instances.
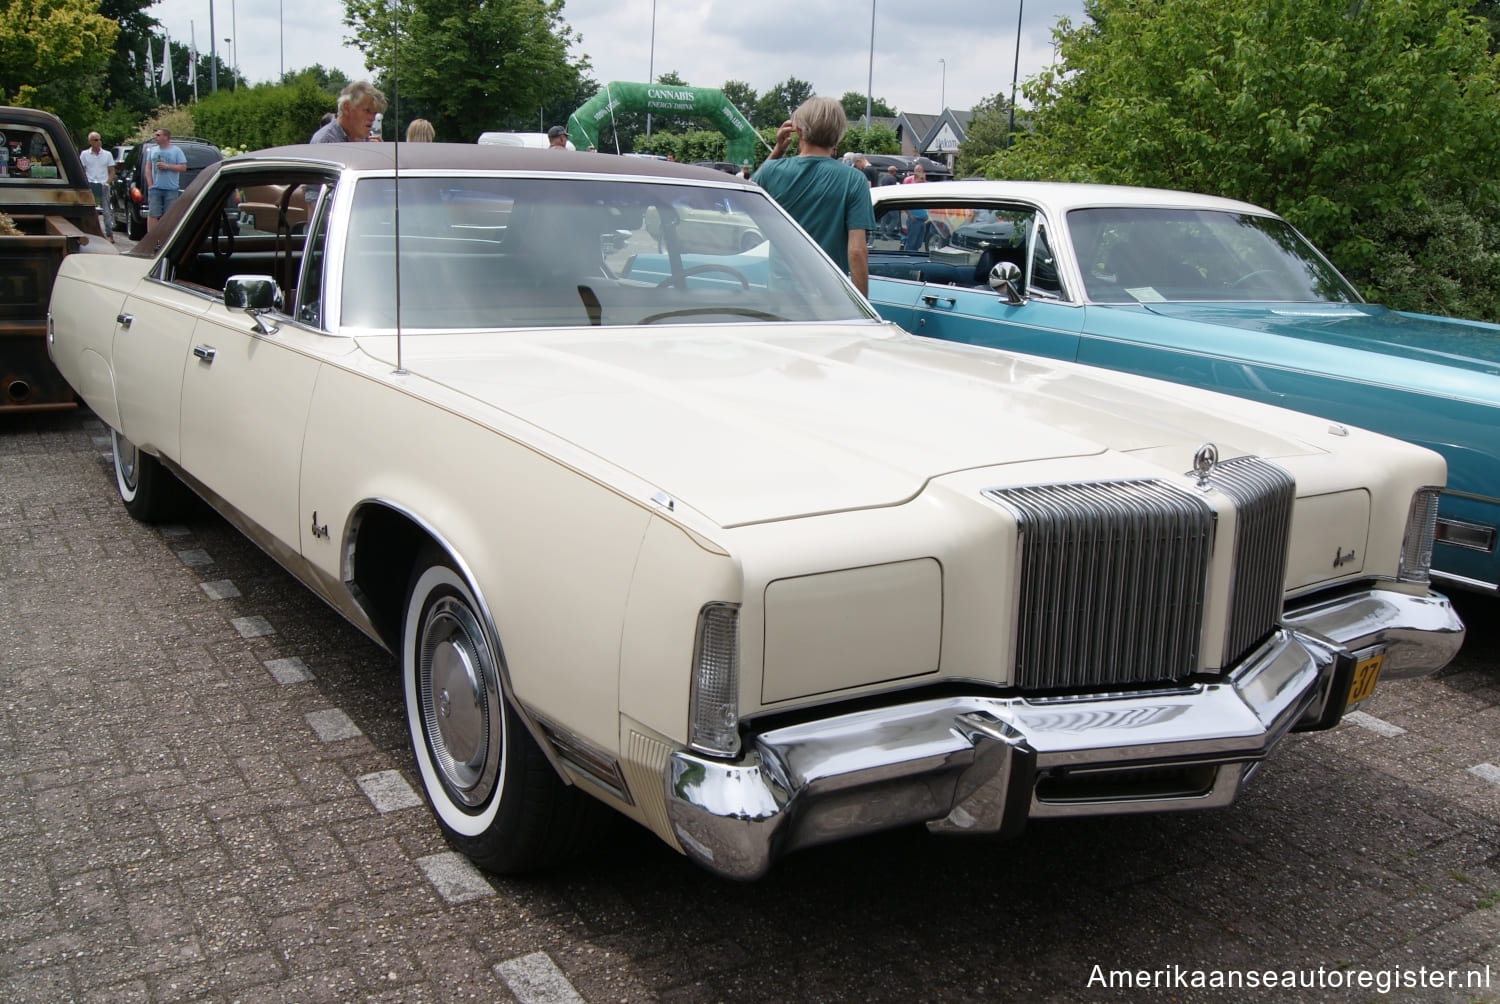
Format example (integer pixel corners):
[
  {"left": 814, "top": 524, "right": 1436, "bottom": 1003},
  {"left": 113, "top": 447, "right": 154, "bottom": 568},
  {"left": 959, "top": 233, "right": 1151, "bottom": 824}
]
[{"left": 666, "top": 587, "right": 1463, "bottom": 880}]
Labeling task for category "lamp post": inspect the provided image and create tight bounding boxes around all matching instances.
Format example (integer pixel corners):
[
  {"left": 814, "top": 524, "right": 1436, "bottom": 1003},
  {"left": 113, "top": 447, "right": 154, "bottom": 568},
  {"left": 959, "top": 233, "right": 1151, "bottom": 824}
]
[
  {"left": 646, "top": 0, "right": 656, "bottom": 136},
  {"left": 939, "top": 58, "right": 945, "bottom": 112},
  {"left": 1006, "top": 0, "right": 1023, "bottom": 146},
  {"left": 865, "top": 0, "right": 876, "bottom": 127},
  {"left": 224, "top": 38, "right": 233, "bottom": 91}
]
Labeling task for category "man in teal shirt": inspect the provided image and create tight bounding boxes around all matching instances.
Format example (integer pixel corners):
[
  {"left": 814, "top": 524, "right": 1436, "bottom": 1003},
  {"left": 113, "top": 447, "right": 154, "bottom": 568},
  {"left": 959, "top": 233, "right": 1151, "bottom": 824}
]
[{"left": 752, "top": 97, "right": 875, "bottom": 295}]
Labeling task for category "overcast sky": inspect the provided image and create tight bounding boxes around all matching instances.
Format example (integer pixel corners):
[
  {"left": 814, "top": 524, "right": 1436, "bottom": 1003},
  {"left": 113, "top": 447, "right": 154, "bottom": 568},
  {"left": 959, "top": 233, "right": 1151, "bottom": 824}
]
[{"left": 146, "top": 0, "right": 1087, "bottom": 117}]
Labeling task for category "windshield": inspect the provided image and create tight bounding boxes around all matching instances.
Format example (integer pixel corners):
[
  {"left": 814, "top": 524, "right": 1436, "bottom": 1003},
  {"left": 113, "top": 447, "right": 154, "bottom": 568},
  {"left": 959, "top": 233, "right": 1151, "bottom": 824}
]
[
  {"left": 1069, "top": 207, "right": 1361, "bottom": 304},
  {"left": 340, "top": 175, "right": 873, "bottom": 330}
]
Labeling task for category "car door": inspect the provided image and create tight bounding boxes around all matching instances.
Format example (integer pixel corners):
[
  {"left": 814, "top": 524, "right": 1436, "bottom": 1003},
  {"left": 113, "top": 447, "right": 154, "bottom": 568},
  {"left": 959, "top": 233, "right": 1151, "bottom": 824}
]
[
  {"left": 868, "top": 200, "right": 1085, "bottom": 359},
  {"left": 111, "top": 272, "right": 214, "bottom": 462},
  {"left": 170, "top": 169, "right": 340, "bottom": 548}
]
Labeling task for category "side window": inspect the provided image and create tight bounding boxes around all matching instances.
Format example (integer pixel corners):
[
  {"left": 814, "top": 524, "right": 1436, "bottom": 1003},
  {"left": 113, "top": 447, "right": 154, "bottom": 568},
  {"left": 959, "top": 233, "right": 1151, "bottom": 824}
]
[
  {"left": 167, "top": 172, "right": 334, "bottom": 309},
  {"left": 295, "top": 186, "right": 333, "bottom": 327},
  {"left": 1028, "top": 219, "right": 1065, "bottom": 298},
  {"left": 868, "top": 203, "right": 1037, "bottom": 289}
]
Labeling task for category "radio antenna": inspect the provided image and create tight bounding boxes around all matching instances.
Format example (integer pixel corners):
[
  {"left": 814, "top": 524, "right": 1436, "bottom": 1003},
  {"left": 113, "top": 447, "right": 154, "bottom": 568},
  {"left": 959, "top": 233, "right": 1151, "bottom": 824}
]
[{"left": 391, "top": 0, "right": 405, "bottom": 375}]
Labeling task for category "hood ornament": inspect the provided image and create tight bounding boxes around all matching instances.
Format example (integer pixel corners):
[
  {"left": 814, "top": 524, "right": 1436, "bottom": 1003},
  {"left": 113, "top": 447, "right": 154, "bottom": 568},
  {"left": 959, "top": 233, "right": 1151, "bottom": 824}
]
[{"left": 1191, "top": 443, "right": 1219, "bottom": 489}]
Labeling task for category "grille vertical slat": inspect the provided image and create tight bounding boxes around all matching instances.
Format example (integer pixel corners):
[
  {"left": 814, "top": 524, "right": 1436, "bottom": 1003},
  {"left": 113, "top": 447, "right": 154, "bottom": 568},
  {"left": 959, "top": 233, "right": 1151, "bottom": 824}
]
[
  {"left": 990, "top": 480, "right": 1215, "bottom": 691},
  {"left": 1205, "top": 458, "right": 1295, "bottom": 663},
  {"left": 987, "top": 459, "right": 1294, "bottom": 694}
]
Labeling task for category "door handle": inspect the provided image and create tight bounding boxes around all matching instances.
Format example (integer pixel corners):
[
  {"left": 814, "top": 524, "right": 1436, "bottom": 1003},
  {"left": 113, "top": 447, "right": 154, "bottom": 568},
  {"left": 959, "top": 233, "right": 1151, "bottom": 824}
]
[
  {"left": 192, "top": 344, "right": 216, "bottom": 363},
  {"left": 921, "top": 294, "right": 956, "bottom": 307},
  {"left": 116, "top": 313, "right": 132, "bottom": 328}
]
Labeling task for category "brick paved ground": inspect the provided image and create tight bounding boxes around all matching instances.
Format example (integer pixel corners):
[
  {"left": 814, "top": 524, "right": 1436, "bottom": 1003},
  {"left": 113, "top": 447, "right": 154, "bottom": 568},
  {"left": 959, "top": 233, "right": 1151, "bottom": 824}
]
[{"left": 2, "top": 408, "right": 1497, "bottom": 1002}]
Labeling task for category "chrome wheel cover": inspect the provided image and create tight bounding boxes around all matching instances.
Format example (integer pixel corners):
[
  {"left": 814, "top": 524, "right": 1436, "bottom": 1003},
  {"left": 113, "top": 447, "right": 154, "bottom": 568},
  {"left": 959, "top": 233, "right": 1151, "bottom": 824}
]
[{"left": 416, "top": 594, "right": 502, "bottom": 810}]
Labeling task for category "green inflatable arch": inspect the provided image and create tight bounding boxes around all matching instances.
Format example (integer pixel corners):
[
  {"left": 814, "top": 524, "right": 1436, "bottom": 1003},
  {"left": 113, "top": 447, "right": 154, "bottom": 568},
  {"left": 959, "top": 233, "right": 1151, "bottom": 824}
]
[{"left": 567, "top": 82, "right": 760, "bottom": 165}]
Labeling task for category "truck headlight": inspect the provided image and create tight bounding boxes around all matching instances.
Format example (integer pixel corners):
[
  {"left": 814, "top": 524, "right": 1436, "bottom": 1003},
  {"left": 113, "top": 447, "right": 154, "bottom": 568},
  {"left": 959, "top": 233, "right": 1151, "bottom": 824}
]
[
  {"left": 1398, "top": 488, "right": 1441, "bottom": 584},
  {"left": 688, "top": 602, "right": 740, "bottom": 757}
]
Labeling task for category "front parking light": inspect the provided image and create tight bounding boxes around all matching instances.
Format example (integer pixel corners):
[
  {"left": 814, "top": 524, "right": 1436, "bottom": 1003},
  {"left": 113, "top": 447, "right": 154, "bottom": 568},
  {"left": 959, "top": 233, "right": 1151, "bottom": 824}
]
[
  {"left": 1398, "top": 488, "right": 1441, "bottom": 583},
  {"left": 688, "top": 602, "right": 740, "bottom": 757}
]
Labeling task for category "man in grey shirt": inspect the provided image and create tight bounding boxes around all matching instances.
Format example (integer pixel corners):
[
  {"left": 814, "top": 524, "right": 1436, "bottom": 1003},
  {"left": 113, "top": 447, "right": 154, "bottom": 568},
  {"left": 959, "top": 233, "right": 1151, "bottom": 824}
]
[{"left": 311, "top": 81, "right": 387, "bottom": 143}]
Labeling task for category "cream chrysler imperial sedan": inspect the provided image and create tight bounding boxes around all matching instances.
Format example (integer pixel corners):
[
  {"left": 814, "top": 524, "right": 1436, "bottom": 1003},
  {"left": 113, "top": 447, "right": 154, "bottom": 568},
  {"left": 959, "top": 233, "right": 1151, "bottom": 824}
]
[{"left": 47, "top": 145, "right": 1464, "bottom": 880}]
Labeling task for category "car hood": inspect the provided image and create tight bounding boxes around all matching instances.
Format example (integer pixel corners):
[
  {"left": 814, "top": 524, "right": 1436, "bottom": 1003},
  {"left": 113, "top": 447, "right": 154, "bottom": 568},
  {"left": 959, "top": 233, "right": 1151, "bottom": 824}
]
[
  {"left": 358, "top": 323, "right": 1329, "bottom": 527},
  {"left": 1134, "top": 302, "right": 1500, "bottom": 378}
]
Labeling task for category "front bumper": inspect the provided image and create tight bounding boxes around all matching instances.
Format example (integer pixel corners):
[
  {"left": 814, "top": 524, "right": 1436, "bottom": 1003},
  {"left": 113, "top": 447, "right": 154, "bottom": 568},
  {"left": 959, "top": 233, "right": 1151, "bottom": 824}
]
[{"left": 665, "top": 587, "right": 1464, "bottom": 880}]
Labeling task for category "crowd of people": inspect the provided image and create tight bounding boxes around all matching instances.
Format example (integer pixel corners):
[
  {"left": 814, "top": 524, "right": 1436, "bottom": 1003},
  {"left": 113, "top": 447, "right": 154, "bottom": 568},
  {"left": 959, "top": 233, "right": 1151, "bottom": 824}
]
[{"left": 86, "top": 80, "right": 919, "bottom": 291}]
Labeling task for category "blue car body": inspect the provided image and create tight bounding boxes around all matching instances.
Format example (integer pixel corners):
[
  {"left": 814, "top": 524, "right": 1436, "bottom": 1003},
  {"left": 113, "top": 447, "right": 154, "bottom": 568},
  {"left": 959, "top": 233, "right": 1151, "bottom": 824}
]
[{"left": 867, "top": 182, "right": 1500, "bottom": 594}]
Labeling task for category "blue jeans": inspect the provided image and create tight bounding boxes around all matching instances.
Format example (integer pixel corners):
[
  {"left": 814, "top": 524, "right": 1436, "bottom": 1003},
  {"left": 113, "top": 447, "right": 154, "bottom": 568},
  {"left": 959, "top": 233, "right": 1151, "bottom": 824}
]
[
  {"left": 148, "top": 188, "right": 180, "bottom": 218},
  {"left": 88, "top": 181, "right": 113, "bottom": 234}
]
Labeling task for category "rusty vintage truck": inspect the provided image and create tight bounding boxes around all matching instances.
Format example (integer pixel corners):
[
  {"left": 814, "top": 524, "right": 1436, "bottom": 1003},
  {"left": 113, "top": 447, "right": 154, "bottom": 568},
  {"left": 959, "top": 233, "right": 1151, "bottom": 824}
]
[{"left": 1, "top": 106, "right": 115, "bottom": 411}]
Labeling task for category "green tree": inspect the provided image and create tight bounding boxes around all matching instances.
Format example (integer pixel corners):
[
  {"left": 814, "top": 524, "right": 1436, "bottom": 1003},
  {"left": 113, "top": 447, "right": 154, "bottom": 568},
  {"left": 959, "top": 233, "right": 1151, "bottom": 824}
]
[
  {"left": 753, "top": 76, "right": 814, "bottom": 128},
  {"left": 985, "top": 0, "right": 1500, "bottom": 316},
  {"left": 840, "top": 123, "right": 899, "bottom": 157},
  {"left": 955, "top": 92, "right": 1020, "bottom": 176},
  {"left": 343, "top": 0, "right": 589, "bottom": 142},
  {"left": 280, "top": 64, "right": 351, "bottom": 94},
  {"left": 839, "top": 90, "right": 895, "bottom": 124},
  {"left": 0, "top": 0, "right": 118, "bottom": 130},
  {"left": 96, "top": 0, "right": 157, "bottom": 142},
  {"left": 721, "top": 79, "right": 757, "bottom": 118}
]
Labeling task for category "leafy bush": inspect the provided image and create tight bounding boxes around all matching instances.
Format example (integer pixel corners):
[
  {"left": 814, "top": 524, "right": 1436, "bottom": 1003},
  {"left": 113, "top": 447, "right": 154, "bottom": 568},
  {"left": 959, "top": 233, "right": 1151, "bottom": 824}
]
[{"left": 190, "top": 82, "right": 337, "bottom": 151}]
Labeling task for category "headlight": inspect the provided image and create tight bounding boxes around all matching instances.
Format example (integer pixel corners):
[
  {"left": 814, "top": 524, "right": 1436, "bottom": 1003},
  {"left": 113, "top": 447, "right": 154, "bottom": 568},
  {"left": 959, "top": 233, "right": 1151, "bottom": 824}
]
[
  {"left": 688, "top": 603, "right": 740, "bottom": 757},
  {"left": 1398, "top": 488, "right": 1441, "bottom": 584}
]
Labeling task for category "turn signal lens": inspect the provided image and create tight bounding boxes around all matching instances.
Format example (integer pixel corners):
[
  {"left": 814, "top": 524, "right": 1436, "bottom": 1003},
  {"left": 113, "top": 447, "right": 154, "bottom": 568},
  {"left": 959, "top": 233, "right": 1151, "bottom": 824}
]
[
  {"left": 688, "top": 603, "right": 740, "bottom": 757},
  {"left": 1398, "top": 488, "right": 1440, "bottom": 584}
]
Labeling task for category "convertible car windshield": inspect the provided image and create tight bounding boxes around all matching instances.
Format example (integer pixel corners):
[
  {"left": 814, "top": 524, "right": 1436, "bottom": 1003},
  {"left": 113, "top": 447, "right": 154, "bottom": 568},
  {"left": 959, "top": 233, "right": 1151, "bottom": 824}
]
[
  {"left": 1069, "top": 207, "right": 1362, "bottom": 304},
  {"left": 339, "top": 176, "right": 871, "bottom": 330}
]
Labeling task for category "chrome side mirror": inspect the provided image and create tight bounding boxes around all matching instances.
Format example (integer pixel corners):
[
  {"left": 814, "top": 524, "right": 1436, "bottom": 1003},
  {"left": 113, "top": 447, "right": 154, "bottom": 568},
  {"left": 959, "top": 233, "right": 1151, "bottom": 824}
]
[
  {"left": 224, "top": 275, "right": 283, "bottom": 335},
  {"left": 988, "top": 260, "right": 1025, "bottom": 306}
]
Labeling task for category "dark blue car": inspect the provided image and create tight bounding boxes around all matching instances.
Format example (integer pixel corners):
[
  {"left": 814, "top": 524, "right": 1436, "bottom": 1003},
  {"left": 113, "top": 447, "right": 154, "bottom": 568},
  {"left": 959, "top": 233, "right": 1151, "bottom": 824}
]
[{"left": 867, "top": 181, "right": 1500, "bottom": 596}]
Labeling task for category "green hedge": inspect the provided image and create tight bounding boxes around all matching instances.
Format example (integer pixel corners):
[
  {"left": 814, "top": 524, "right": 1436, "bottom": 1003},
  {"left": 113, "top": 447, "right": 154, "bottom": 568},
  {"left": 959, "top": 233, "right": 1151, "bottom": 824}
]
[{"left": 189, "top": 82, "right": 336, "bottom": 151}]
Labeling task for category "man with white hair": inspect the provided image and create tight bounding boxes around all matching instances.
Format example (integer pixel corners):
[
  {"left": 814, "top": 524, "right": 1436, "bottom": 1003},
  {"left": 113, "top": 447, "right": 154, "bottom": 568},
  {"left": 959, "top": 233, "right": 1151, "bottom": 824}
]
[
  {"left": 311, "top": 81, "right": 387, "bottom": 143},
  {"left": 79, "top": 131, "right": 115, "bottom": 240}
]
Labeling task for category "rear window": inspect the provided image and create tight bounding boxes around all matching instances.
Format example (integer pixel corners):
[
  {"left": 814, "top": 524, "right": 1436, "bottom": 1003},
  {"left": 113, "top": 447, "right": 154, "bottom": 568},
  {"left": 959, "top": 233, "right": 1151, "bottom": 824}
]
[
  {"left": 0, "top": 124, "right": 67, "bottom": 183},
  {"left": 182, "top": 144, "right": 222, "bottom": 169}
]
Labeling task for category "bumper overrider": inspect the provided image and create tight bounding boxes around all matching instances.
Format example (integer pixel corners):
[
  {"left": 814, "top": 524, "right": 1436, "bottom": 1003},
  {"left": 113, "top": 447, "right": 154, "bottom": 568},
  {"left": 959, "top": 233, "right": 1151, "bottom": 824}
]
[{"left": 665, "top": 587, "right": 1464, "bottom": 880}]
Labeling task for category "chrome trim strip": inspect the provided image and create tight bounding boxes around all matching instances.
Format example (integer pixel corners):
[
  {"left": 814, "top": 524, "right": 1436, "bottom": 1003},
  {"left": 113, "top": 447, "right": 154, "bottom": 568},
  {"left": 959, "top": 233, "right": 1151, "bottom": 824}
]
[
  {"left": 665, "top": 586, "right": 1462, "bottom": 880},
  {"left": 1430, "top": 569, "right": 1499, "bottom": 596}
]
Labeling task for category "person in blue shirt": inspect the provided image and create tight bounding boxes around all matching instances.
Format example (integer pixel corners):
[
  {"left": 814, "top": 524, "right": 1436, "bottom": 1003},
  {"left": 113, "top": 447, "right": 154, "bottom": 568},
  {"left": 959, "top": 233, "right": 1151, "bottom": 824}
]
[
  {"left": 142, "top": 128, "right": 188, "bottom": 233},
  {"left": 752, "top": 97, "right": 875, "bottom": 295}
]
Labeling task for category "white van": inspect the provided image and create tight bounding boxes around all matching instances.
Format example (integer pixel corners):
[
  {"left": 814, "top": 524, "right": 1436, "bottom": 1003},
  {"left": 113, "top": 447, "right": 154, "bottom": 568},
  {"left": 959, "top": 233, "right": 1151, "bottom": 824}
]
[{"left": 476, "top": 131, "right": 575, "bottom": 151}]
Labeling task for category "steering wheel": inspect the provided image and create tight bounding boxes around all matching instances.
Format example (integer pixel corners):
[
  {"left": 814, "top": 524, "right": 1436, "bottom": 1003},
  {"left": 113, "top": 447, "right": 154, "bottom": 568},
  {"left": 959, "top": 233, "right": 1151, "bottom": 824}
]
[
  {"left": 1228, "top": 268, "right": 1275, "bottom": 289},
  {"left": 640, "top": 306, "right": 783, "bottom": 324},
  {"left": 210, "top": 211, "right": 235, "bottom": 261},
  {"left": 656, "top": 263, "right": 750, "bottom": 290}
]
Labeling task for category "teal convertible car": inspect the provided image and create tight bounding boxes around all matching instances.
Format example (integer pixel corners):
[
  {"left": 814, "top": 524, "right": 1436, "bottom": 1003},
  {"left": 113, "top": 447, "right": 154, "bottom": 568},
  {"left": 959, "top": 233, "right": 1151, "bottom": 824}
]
[{"left": 867, "top": 181, "right": 1500, "bottom": 596}]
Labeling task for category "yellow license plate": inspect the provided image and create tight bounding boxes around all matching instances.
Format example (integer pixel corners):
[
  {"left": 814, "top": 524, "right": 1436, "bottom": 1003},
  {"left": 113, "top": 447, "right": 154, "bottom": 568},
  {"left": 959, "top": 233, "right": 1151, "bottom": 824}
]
[{"left": 1347, "top": 652, "right": 1384, "bottom": 705}]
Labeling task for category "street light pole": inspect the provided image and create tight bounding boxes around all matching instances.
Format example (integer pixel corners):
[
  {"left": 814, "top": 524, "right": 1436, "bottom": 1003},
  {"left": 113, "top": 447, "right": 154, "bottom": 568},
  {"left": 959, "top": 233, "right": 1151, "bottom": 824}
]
[
  {"left": 865, "top": 0, "right": 876, "bottom": 127},
  {"left": 1007, "top": 0, "right": 1023, "bottom": 146},
  {"left": 209, "top": 0, "right": 216, "bottom": 92},
  {"left": 646, "top": 0, "right": 656, "bottom": 137},
  {"left": 939, "top": 58, "right": 945, "bottom": 111}
]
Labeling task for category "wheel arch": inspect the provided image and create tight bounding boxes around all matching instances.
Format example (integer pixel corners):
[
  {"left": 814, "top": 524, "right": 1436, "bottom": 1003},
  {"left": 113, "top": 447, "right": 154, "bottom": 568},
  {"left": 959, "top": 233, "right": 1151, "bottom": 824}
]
[{"left": 342, "top": 498, "right": 573, "bottom": 782}]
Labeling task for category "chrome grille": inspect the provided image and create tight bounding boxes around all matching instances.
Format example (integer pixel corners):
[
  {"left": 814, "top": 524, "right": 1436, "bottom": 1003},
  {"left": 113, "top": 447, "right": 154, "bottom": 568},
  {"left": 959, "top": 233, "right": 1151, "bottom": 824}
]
[
  {"left": 1202, "top": 457, "right": 1295, "bottom": 663},
  {"left": 987, "top": 480, "right": 1214, "bottom": 691}
]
